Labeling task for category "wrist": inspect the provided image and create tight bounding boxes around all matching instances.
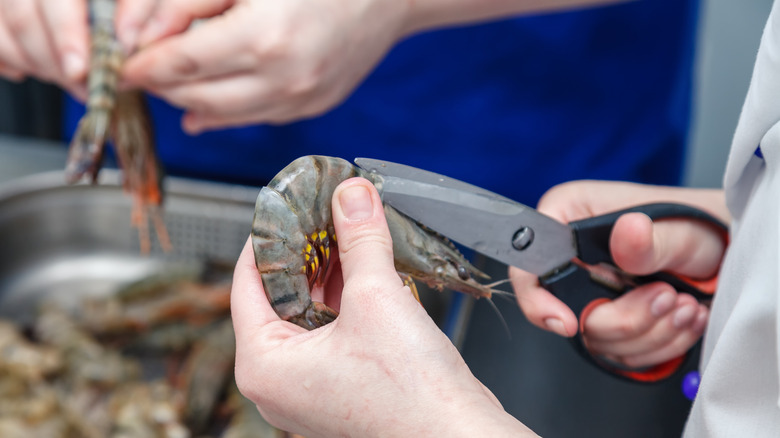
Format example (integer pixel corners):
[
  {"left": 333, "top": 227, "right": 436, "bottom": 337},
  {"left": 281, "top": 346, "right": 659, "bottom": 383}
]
[
  {"left": 395, "top": 384, "right": 537, "bottom": 437},
  {"left": 435, "top": 396, "right": 537, "bottom": 437}
]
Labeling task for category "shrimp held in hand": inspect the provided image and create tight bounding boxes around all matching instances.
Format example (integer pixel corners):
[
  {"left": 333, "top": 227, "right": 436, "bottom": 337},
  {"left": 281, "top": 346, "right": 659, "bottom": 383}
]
[{"left": 252, "top": 156, "right": 505, "bottom": 330}]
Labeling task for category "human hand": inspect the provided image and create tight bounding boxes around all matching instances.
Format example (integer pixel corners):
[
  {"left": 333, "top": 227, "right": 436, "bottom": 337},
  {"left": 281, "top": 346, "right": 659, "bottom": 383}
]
[
  {"left": 232, "top": 177, "right": 535, "bottom": 437},
  {"left": 512, "top": 180, "right": 729, "bottom": 369},
  {"left": 0, "top": 0, "right": 90, "bottom": 98},
  {"left": 122, "top": 0, "right": 409, "bottom": 133}
]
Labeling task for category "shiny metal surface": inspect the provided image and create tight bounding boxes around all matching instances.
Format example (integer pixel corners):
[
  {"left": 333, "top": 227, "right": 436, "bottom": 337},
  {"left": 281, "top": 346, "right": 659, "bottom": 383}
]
[
  {"left": 0, "top": 170, "right": 258, "bottom": 323},
  {"left": 356, "top": 157, "right": 576, "bottom": 276}
]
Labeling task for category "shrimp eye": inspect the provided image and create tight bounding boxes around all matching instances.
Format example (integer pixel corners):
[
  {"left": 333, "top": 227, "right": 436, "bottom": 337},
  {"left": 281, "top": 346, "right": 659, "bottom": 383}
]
[{"left": 457, "top": 265, "right": 470, "bottom": 281}]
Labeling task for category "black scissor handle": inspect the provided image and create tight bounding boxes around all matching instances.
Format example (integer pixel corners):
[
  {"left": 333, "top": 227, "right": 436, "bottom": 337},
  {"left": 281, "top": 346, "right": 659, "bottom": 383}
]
[
  {"left": 539, "top": 203, "right": 728, "bottom": 383},
  {"left": 571, "top": 202, "right": 728, "bottom": 269}
]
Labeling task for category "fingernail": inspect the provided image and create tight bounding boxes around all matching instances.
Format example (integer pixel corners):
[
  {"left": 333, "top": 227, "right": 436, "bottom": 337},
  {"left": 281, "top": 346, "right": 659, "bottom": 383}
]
[
  {"left": 62, "top": 52, "right": 86, "bottom": 80},
  {"left": 544, "top": 318, "right": 569, "bottom": 337},
  {"left": 650, "top": 291, "right": 676, "bottom": 317},
  {"left": 673, "top": 305, "right": 696, "bottom": 328},
  {"left": 339, "top": 185, "right": 373, "bottom": 221}
]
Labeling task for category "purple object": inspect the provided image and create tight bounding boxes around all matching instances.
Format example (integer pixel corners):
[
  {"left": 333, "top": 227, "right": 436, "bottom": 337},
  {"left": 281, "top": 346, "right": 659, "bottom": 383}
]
[{"left": 682, "top": 370, "right": 701, "bottom": 400}]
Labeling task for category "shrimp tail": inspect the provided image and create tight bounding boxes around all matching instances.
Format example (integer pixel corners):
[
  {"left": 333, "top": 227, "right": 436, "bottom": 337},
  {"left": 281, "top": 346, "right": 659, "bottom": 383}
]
[
  {"left": 112, "top": 90, "right": 170, "bottom": 253},
  {"left": 65, "top": 109, "right": 111, "bottom": 184}
]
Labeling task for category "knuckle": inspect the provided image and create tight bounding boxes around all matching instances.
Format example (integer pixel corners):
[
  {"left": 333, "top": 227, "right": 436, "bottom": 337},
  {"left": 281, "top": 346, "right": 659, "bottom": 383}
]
[
  {"left": 676, "top": 292, "right": 699, "bottom": 307},
  {"left": 170, "top": 52, "right": 201, "bottom": 77},
  {"left": 339, "top": 230, "right": 393, "bottom": 259},
  {"left": 285, "top": 58, "right": 328, "bottom": 98},
  {"left": 646, "top": 331, "right": 673, "bottom": 351},
  {"left": 612, "top": 314, "right": 643, "bottom": 338},
  {"left": 285, "top": 73, "right": 319, "bottom": 98},
  {"left": 180, "top": 92, "right": 218, "bottom": 114},
  {"left": 3, "top": 5, "right": 34, "bottom": 35},
  {"left": 250, "top": 32, "right": 287, "bottom": 61}
]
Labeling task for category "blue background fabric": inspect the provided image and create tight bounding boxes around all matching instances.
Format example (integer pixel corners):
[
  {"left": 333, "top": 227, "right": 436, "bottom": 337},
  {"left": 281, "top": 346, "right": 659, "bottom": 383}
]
[{"left": 65, "top": 0, "right": 698, "bottom": 207}]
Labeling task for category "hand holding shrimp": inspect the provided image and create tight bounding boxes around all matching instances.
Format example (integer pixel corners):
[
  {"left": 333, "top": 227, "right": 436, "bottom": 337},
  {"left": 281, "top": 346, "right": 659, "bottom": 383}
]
[
  {"left": 122, "top": 0, "right": 407, "bottom": 132},
  {"left": 252, "top": 156, "right": 502, "bottom": 330},
  {"left": 232, "top": 177, "right": 536, "bottom": 437}
]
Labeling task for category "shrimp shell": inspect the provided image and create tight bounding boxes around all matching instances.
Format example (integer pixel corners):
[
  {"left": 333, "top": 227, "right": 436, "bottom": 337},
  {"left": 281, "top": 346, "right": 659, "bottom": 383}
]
[{"left": 252, "top": 156, "right": 497, "bottom": 330}]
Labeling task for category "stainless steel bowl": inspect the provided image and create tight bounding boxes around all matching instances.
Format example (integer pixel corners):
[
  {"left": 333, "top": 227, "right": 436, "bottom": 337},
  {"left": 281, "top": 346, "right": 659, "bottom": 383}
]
[{"left": 0, "top": 170, "right": 258, "bottom": 323}]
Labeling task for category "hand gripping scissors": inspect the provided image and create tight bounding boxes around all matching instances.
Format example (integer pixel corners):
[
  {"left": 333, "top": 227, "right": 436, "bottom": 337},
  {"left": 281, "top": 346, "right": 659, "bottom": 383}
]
[{"left": 355, "top": 158, "right": 729, "bottom": 383}]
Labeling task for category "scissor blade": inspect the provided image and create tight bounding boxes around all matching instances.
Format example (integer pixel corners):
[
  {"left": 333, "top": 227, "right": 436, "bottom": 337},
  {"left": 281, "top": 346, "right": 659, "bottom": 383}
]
[{"left": 355, "top": 158, "right": 576, "bottom": 276}]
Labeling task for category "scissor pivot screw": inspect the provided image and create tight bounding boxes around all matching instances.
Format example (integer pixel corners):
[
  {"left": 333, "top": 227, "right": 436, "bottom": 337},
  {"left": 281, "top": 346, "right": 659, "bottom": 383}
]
[{"left": 512, "top": 227, "right": 534, "bottom": 250}]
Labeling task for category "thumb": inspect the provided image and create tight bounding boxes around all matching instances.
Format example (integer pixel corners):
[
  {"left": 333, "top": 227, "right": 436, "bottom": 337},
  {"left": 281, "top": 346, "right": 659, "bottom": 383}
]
[
  {"left": 331, "top": 178, "right": 406, "bottom": 296},
  {"left": 610, "top": 212, "right": 725, "bottom": 279},
  {"left": 135, "top": 0, "right": 236, "bottom": 48}
]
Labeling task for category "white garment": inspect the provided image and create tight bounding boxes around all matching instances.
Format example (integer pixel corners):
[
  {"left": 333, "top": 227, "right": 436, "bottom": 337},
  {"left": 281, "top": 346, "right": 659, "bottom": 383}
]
[{"left": 684, "top": 1, "right": 780, "bottom": 435}]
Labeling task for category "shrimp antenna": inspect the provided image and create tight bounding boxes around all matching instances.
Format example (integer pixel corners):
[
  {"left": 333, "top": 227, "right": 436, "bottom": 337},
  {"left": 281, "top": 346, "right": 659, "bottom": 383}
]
[
  {"left": 485, "top": 297, "right": 512, "bottom": 339},
  {"left": 485, "top": 278, "right": 514, "bottom": 294}
]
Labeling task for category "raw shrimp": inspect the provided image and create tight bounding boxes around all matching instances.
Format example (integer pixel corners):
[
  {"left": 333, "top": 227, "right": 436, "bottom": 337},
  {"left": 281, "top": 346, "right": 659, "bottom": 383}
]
[{"left": 252, "top": 156, "right": 503, "bottom": 330}]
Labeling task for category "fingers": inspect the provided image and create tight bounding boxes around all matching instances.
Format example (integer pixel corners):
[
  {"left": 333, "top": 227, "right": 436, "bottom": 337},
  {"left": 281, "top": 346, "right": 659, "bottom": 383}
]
[
  {"left": 136, "top": 0, "right": 237, "bottom": 47},
  {"left": 116, "top": 0, "right": 158, "bottom": 52},
  {"left": 118, "top": 0, "right": 236, "bottom": 53},
  {"left": 145, "top": 74, "right": 276, "bottom": 132},
  {"left": 0, "top": 10, "right": 26, "bottom": 75},
  {"left": 330, "top": 178, "right": 404, "bottom": 292},
  {"left": 144, "top": 61, "right": 331, "bottom": 133},
  {"left": 181, "top": 109, "right": 277, "bottom": 135},
  {"left": 177, "top": 80, "right": 326, "bottom": 133},
  {"left": 124, "top": 11, "right": 258, "bottom": 87},
  {"left": 0, "top": 0, "right": 88, "bottom": 88},
  {"left": 0, "top": 64, "right": 24, "bottom": 82},
  {"left": 582, "top": 283, "right": 708, "bottom": 368},
  {"left": 612, "top": 311, "right": 706, "bottom": 368},
  {"left": 510, "top": 266, "right": 578, "bottom": 337},
  {"left": 610, "top": 212, "right": 725, "bottom": 279},
  {"left": 0, "top": 1, "right": 57, "bottom": 80},
  {"left": 39, "top": 0, "right": 89, "bottom": 81}
]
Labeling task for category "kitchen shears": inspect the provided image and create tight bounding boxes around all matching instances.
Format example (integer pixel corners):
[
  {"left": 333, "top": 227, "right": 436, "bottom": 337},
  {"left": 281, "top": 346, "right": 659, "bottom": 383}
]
[{"left": 355, "top": 158, "right": 729, "bottom": 383}]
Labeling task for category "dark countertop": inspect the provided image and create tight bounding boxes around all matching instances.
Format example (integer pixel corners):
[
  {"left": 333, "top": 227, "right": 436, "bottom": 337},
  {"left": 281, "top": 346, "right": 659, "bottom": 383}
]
[{"left": 0, "top": 134, "right": 67, "bottom": 184}]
